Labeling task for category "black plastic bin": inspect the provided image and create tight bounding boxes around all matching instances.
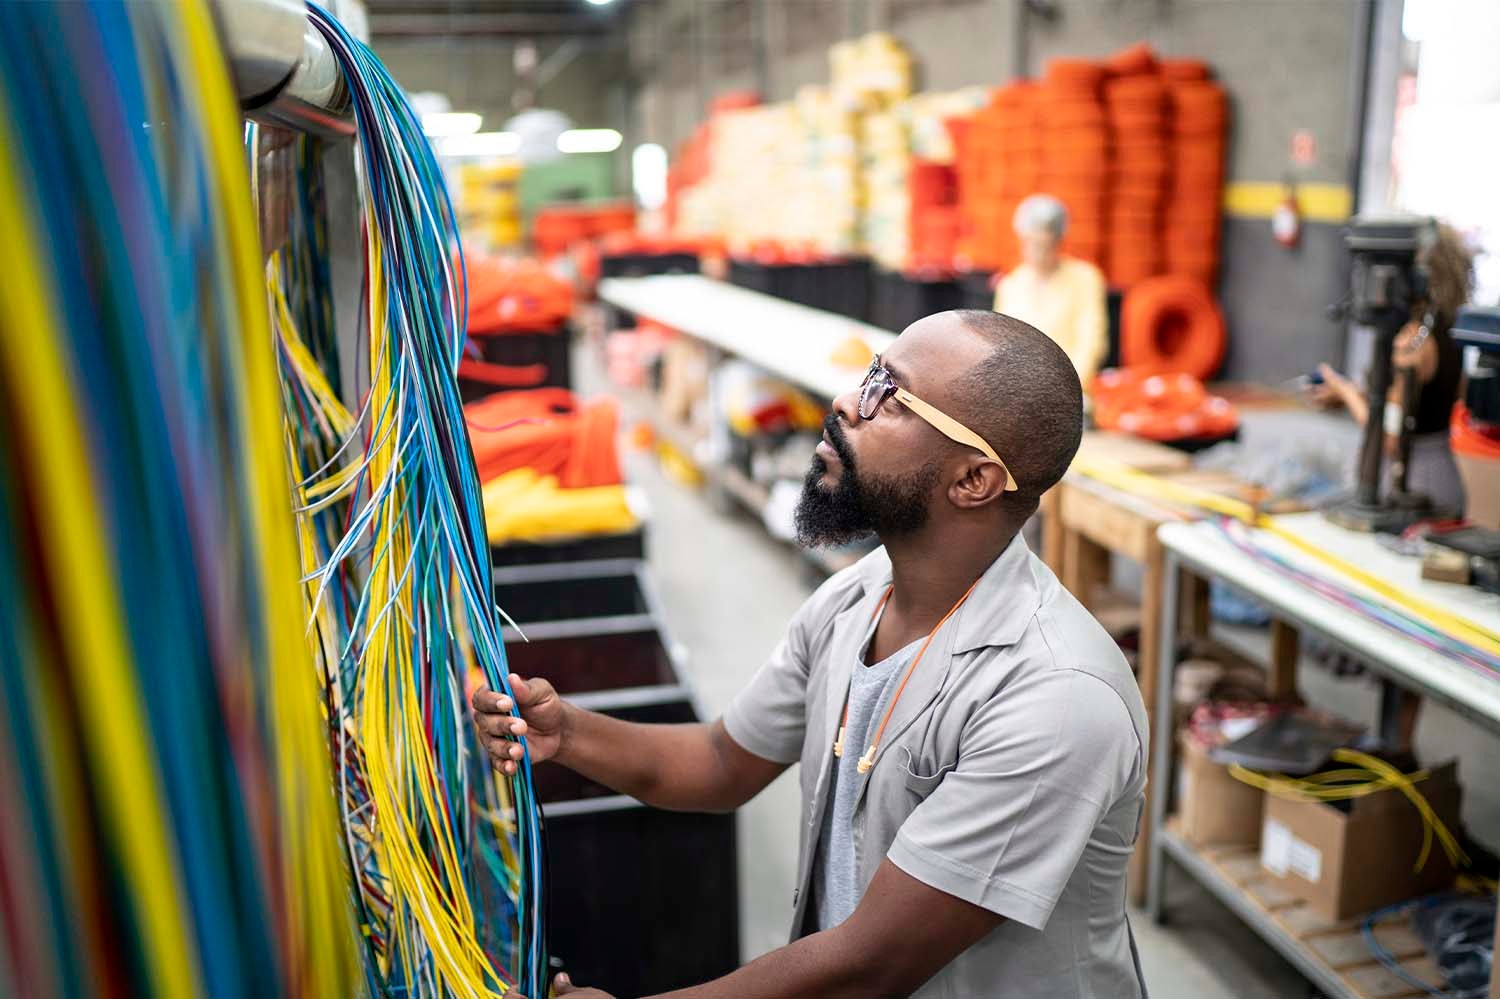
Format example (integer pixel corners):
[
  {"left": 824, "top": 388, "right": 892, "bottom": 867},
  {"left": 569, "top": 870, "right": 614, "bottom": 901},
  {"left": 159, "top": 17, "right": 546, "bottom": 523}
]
[
  {"left": 601, "top": 252, "right": 700, "bottom": 329},
  {"left": 542, "top": 697, "right": 739, "bottom": 997},
  {"left": 870, "top": 269, "right": 964, "bottom": 332},
  {"left": 490, "top": 527, "right": 647, "bottom": 568},
  {"left": 492, "top": 559, "right": 652, "bottom": 626}
]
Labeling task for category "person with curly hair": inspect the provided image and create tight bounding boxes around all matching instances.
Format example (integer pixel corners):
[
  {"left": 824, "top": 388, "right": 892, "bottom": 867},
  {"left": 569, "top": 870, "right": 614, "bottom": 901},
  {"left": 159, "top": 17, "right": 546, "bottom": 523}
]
[{"left": 1309, "top": 221, "right": 1475, "bottom": 514}]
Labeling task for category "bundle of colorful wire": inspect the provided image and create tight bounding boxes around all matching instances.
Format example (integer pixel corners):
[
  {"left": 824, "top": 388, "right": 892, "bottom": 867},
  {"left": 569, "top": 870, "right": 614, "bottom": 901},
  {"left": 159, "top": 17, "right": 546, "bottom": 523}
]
[
  {"left": 0, "top": 2, "right": 360, "bottom": 996},
  {"left": 1213, "top": 519, "right": 1500, "bottom": 678},
  {"left": 256, "top": 5, "right": 548, "bottom": 995}
]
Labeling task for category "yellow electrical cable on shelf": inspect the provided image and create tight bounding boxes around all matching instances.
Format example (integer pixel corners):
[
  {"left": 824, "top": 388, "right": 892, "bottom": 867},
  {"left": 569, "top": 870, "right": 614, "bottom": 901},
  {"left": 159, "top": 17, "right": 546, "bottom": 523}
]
[
  {"left": 1071, "top": 457, "right": 1500, "bottom": 660},
  {"left": 1228, "top": 748, "right": 1468, "bottom": 873}
]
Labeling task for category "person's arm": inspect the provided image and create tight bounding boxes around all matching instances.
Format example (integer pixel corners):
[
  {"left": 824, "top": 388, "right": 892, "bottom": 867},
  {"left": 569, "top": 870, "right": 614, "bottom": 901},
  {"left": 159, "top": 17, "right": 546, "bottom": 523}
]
[
  {"left": 473, "top": 680, "right": 785, "bottom": 813},
  {"left": 650, "top": 861, "right": 1002, "bottom": 998}
]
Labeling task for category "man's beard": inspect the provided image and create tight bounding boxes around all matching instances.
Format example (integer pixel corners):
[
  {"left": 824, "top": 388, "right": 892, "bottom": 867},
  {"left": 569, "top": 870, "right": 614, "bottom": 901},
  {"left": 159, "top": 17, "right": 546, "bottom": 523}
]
[{"left": 794, "top": 417, "right": 941, "bottom": 549}]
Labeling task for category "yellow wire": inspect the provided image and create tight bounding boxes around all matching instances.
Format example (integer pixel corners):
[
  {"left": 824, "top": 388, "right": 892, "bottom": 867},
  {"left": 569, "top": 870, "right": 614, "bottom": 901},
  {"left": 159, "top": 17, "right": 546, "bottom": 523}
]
[
  {"left": 176, "top": 3, "right": 362, "bottom": 993},
  {"left": 1229, "top": 748, "right": 1468, "bottom": 873},
  {"left": 1072, "top": 458, "right": 1500, "bottom": 658}
]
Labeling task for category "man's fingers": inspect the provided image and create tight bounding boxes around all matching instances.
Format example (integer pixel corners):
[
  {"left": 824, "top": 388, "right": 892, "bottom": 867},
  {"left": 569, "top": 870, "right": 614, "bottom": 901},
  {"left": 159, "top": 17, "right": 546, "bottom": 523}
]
[
  {"left": 471, "top": 688, "right": 513, "bottom": 716},
  {"left": 553, "top": 972, "right": 573, "bottom": 994},
  {"left": 509, "top": 673, "right": 551, "bottom": 708}
]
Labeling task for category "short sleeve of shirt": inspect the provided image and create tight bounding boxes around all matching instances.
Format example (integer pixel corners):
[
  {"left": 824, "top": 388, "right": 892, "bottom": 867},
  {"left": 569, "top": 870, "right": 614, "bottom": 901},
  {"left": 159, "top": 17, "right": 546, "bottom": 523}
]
[
  {"left": 722, "top": 582, "right": 832, "bottom": 764},
  {"left": 888, "top": 668, "right": 1141, "bottom": 931}
]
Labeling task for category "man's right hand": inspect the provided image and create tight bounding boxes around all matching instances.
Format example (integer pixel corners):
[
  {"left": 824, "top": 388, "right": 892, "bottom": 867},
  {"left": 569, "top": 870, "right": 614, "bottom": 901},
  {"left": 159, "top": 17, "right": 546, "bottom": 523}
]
[{"left": 472, "top": 674, "right": 567, "bottom": 775}]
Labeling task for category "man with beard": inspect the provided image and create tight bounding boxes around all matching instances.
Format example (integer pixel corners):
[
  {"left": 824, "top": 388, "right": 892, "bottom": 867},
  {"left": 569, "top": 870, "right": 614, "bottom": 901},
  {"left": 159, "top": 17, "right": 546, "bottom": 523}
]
[{"left": 474, "top": 310, "right": 1148, "bottom": 999}]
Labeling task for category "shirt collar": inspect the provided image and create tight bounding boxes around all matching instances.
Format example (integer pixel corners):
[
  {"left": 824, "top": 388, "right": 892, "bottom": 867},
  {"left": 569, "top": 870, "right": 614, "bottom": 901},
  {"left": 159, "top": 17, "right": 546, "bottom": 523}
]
[{"left": 848, "top": 531, "right": 1041, "bottom": 655}]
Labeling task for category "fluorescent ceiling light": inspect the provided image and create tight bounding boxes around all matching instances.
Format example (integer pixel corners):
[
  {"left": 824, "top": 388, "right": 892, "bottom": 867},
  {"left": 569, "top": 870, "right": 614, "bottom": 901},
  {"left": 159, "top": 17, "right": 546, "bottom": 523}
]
[
  {"left": 557, "top": 128, "right": 623, "bottom": 154},
  {"left": 422, "top": 111, "right": 482, "bottom": 138},
  {"left": 436, "top": 131, "right": 520, "bottom": 158},
  {"left": 585, "top": 0, "right": 614, "bottom": 6}
]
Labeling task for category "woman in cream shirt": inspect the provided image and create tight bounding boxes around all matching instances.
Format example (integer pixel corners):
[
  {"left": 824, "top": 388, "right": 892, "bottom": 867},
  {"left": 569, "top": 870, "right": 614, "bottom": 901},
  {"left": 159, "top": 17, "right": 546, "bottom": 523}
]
[{"left": 993, "top": 194, "right": 1108, "bottom": 389}]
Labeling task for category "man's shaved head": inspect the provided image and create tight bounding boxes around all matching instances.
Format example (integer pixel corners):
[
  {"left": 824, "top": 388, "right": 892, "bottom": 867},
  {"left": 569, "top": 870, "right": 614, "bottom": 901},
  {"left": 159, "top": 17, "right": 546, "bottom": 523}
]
[{"left": 946, "top": 309, "right": 1083, "bottom": 514}]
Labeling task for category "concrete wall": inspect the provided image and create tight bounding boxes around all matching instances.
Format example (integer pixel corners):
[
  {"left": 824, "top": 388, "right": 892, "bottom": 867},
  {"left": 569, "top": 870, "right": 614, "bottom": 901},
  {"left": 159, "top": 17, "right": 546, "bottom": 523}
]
[{"left": 624, "top": 0, "right": 1378, "bottom": 383}]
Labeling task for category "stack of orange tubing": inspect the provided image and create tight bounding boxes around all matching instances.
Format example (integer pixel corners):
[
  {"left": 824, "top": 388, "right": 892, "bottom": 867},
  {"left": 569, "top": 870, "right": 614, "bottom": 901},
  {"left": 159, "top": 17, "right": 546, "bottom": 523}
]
[
  {"left": 464, "top": 388, "right": 624, "bottom": 489},
  {"left": 1038, "top": 59, "right": 1109, "bottom": 269},
  {"left": 908, "top": 160, "right": 960, "bottom": 270},
  {"left": 458, "top": 254, "right": 574, "bottom": 389},
  {"left": 1104, "top": 46, "right": 1170, "bottom": 288},
  {"left": 1165, "top": 61, "right": 1228, "bottom": 286},
  {"left": 531, "top": 202, "right": 637, "bottom": 258},
  {"left": 952, "top": 82, "right": 1039, "bottom": 272}
]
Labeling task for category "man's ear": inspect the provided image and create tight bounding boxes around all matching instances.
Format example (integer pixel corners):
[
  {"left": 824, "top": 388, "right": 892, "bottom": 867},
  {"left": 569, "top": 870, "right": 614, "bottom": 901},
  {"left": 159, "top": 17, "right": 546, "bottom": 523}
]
[{"left": 947, "top": 457, "right": 1009, "bottom": 509}]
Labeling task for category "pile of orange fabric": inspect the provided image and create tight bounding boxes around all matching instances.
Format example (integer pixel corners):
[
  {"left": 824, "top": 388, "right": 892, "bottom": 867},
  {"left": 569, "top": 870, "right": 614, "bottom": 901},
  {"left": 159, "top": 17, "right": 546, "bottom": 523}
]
[
  {"left": 465, "top": 388, "right": 623, "bottom": 488},
  {"left": 464, "top": 254, "right": 573, "bottom": 335},
  {"left": 464, "top": 389, "right": 635, "bottom": 544}
]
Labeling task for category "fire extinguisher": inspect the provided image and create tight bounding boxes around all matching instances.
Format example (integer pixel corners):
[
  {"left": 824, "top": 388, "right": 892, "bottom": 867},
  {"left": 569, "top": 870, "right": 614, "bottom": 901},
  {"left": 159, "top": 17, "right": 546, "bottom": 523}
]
[{"left": 1272, "top": 177, "right": 1302, "bottom": 249}]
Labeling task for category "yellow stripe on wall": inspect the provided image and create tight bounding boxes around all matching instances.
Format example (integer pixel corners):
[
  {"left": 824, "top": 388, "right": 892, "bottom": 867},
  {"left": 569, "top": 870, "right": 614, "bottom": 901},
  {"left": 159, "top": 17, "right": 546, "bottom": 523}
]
[{"left": 1223, "top": 181, "right": 1353, "bottom": 224}]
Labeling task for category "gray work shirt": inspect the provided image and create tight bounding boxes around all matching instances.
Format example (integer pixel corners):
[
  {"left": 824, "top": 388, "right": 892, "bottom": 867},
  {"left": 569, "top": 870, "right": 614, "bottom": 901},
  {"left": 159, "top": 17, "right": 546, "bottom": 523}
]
[{"left": 724, "top": 533, "right": 1149, "bottom": 998}]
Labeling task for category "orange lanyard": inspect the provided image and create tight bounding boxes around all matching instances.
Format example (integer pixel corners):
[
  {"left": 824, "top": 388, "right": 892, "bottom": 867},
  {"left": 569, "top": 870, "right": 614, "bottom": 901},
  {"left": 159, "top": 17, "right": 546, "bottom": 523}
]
[{"left": 833, "top": 578, "right": 981, "bottom": 774}]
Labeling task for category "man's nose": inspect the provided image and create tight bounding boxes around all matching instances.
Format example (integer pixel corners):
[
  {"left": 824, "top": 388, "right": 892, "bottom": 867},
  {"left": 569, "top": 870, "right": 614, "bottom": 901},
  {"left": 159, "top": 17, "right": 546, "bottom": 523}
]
[{"left": 831, "top": 386, "right": 861, "bottom": 426}]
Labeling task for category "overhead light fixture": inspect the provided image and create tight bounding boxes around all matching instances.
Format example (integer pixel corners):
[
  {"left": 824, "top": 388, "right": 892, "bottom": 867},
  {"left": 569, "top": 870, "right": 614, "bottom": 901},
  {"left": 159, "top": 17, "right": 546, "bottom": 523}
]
[
  {"left": 585, "top": 0, "right": 615, "bottom": 6},
  {"left": 435, "top": 131, "right": 520, "bottom": 158},
  {"left": 557, "top": 128, "right": 623, "bottom": 154},
  {"left": 422, "top": 111, "right": 482, "bottom": 138}
]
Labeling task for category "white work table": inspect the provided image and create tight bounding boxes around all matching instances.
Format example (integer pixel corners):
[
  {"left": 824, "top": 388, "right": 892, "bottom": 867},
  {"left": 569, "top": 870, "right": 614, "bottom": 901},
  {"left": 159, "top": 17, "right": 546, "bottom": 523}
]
[
  {"left": 1145, "top": 514, "right": 1500, "bottom": 999},
  {"left": 598, "top": 274, "right": 897, "bottom": 400}
]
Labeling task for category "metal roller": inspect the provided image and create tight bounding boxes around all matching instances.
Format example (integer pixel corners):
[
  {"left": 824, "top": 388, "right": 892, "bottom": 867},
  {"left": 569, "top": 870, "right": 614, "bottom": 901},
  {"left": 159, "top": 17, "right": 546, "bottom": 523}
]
[{"left": 212, "top": 0, "right": 354, "bottom": 138}]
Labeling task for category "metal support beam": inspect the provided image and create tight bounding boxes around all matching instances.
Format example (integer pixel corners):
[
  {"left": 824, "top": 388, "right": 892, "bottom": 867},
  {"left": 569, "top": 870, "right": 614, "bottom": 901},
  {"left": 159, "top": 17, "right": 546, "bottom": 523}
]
[{"left": 370, "top": 12, "right": 613, "bottom": 37}]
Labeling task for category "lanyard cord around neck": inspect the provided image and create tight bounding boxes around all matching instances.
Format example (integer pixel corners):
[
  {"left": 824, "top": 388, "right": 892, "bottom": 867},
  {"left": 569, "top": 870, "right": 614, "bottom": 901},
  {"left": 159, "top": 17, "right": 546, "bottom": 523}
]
[{"left": 833, "top": 578, "right": 981, "bottom": 774}]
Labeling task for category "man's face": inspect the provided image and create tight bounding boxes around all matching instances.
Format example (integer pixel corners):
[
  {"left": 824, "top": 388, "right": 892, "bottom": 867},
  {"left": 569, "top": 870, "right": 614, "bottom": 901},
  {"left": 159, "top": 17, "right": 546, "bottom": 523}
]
[{"left": 793, "top": 316, "right": 990, "bottom": 549}]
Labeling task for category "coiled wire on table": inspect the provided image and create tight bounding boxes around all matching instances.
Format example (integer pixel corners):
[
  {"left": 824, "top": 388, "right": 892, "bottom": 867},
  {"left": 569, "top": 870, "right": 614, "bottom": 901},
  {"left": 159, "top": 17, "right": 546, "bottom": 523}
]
[
  {"left": 254, "top": 5, "right": 549, "bottom": 996},
  {"left": 0, "top": 2, "right": 361, "bottom": 996}
]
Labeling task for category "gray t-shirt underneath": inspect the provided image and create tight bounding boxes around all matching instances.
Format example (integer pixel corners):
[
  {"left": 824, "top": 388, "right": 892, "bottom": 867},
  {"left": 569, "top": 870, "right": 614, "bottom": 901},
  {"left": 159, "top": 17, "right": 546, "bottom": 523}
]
[{"left": 814, "top": 614, "right": 922, "bottom": 931}]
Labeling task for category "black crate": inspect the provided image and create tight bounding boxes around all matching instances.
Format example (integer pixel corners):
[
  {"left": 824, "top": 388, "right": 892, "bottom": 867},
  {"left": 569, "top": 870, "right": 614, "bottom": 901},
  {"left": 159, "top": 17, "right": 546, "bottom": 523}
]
[
  {"left": 729, "top": 259, "right": 871, "bottom": 322},
  {"left": 493, "top": 562, "right": 650, "bottom": 625},
  {"left": 489, "top": 527, "right": 646, "bottom": 568},
  {"left": 870, "top": 269, "right": 964, "bottom": 332},
  {"left": 542, "top": 697, "right": 740, "bottom": 997},
  {"left": 504, "top": 626, "right": 678, "bottom": 696},
  {"left": 474, "top": 322, "right": 572, "bottom": 390}
]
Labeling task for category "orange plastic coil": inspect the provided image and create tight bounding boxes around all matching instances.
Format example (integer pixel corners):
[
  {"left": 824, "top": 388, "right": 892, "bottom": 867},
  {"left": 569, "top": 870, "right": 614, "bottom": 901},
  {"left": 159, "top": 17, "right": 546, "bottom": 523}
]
[
  {"left": 1160, "top": 58, "right": 1212, "bottom": 82},
  {"left": 1105, "top": 76, "right": 1169, "bottom": 103},
  {"left": 1119, "top": 275, "right": 1227, "bottom": 380},
  {"left": 1174, "top": 115, "right": 1228, "bottom": 138},
  {"left": 1105, "top": 43, "right": 1159, "bottom": 78},
  {"left": 1108, "top": 108, "right": 1169, "bottom": 132},
  {"left": 1042, "top": 102, "right": 1108, "bottom": 128},
  {"left": 1170, "top": 83, "right": 1228, "bottom": 121},
  {"left": 465, "top": 388, "right": 624, "bottom": 489},
  {"left": 1043, "top": 58, "right": 1107, "bottom": 92}
]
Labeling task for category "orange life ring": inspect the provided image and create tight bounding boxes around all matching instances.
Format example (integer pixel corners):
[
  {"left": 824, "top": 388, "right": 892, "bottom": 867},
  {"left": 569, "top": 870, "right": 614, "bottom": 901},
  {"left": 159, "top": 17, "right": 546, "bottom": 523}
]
[{"left": 1120, "top": 275, "right": 1227, "bottom": 380}]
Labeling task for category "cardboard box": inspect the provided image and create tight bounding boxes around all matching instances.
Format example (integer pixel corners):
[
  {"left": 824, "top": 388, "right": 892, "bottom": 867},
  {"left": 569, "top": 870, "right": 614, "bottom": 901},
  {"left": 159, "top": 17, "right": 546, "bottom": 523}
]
[
  {"left": 1258, "top": 762, "right": 1463, "bottom": 922},
  {"left": 1178, "top": 733, "right": 1265, "bottom": 847}
]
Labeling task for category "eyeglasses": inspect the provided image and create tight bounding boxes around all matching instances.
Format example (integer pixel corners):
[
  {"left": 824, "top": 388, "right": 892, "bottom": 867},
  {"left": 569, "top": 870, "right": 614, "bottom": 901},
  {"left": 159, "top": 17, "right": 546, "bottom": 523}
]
[{"left": 857, "top": 356, "right": 1018, "bottom": 492}]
